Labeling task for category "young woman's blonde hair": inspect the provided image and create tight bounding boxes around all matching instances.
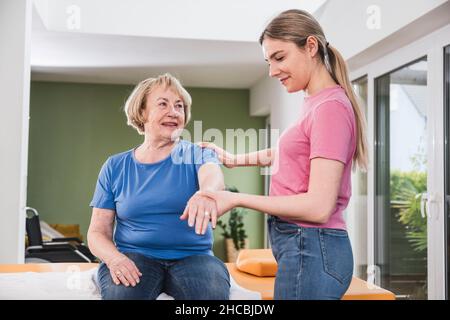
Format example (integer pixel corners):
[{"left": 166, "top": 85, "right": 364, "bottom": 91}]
[
  {"left": 259, "top": 9, "right": 368, "bottom": 171},
  {"left": 124, "top": 73, "right": 192, "bottom": 135}
]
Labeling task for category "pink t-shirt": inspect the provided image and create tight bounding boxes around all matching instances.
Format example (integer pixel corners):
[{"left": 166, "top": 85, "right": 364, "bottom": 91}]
[{"left": 269, "top": 85, "right": 356, "bottom": 230}]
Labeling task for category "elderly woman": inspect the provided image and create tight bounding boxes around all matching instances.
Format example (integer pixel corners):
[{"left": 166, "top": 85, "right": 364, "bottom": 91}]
[{"left": 87, "top": 74, "right": 230, "bottom": 300}]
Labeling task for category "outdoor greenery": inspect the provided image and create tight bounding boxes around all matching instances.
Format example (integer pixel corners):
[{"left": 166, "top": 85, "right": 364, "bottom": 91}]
[
  {"left": 216, "top": 186, "right": 248, "bottom": 250},
  {"left": 390, "top": 170, "right": 427, "bottom": 252}
]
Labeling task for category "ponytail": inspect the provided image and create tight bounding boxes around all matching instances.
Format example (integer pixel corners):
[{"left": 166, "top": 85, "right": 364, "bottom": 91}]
[{"left": 327, "top": 45, "right": 368, "bottom": 171}]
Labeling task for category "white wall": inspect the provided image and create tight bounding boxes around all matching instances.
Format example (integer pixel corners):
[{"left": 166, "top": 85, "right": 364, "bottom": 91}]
[
  {"left": 0, "top": 0, "right": 32, "bottom": 263},
  {"left": 250, "top": 75, "right": 303, "bottom": 140},
  {"left": 315, "top": 0, "right": 447, "bottom": 60},
  {"left": 33, "top": 0, "right": 326, "bottom": 42}
]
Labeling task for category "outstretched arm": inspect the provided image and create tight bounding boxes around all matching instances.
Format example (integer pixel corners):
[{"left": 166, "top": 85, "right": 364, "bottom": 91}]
[
  {"left": 198, "top": 142, "right": 274, "bottom": 168},
  {"left": 180, "top": 163, "right": 225, "bottom": 234},
  {"left": 200, "top": 158, "right": 344, "bottom": 224}
]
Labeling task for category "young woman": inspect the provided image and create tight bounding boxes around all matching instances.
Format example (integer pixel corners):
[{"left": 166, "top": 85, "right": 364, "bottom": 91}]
[{"left": 191, "top": 9, "right": 368, "bottom": 300}]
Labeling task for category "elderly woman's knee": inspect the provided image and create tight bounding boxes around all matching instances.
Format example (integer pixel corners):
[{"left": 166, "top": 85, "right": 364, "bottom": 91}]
[
  {"left": 203, "top": 278, "right": 231, "bottom": 300},
  {"left": 189, "top": 255, "right": 228, "bottom": 271},
  {"left": 100, "top": 283, "right": 157, "bottom": 300},
  {"left": 101, "top": 284, "right": 132, "bottom": 300},
  {"left": 171, "top": 255, "right": 231, "bottom": 299},
  {"left": 196, "top": 257, "right": 230, "bottom": 299},
  {"left": 181, "top": 275, "right": 230, "bottom": 300}
]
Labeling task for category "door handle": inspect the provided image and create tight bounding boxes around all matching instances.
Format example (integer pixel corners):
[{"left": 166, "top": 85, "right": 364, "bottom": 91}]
[
  {"left": 420, "top": 193, "right": 427, "bottom": 218},
  {"left": 424, "top": 193, "right": 439, "bottom": 221}
]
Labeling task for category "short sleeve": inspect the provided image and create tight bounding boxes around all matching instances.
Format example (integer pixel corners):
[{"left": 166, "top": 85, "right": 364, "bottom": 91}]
[
  {"left": 194, "top": 146, "right": 221, "bottom": 173},
  {"left": 309, "top": 101, "right": 354, "bottom": 164},
  {"left": 89, "top": 157, "right": 116, "bottom": 210}
]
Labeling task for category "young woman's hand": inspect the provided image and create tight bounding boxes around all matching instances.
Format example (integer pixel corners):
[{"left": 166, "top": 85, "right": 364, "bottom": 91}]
[
  {"left": 197, "top": 190, "right": 240, "bottom": 216},
  {"left": 197, "top": 142, "right": 236, "bottom": 168}
]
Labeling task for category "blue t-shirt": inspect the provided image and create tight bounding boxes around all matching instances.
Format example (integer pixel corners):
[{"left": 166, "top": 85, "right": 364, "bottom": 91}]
[{"left": 89, "top": 140, "right": 220, "bottom": 260}]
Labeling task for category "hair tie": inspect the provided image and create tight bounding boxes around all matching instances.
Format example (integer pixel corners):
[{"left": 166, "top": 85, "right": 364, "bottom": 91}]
[{"left": 323, "top": 42, "right": 332, "bottom": 73}]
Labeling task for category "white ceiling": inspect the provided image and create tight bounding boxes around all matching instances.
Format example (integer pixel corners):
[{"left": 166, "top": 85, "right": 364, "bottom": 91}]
[{"left": 31, "top": 0, "right": 327, "bottom": 88}]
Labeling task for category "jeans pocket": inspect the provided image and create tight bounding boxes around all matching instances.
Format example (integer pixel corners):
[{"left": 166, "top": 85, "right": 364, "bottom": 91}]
[
  {"left": 319, "top": 229, "right": 353, "bottom": 285},
  {"left": 272, "top": 218, "right": 300, "bottom": 234}
]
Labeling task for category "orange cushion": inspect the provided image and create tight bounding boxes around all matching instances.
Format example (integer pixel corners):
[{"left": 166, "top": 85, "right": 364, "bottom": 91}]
[
  {"left": 236, "top": 249, "right": 277, "bottom": 277},
  {"left": 342, "top": 277, "right": 396, "bottom": 300}
]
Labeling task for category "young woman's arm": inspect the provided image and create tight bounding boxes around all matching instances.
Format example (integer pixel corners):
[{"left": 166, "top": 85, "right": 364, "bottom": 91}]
[
  {"left": 198, "top": 142, "right": 274, "bottom": 168},
  {"left": 200, "top": 158, "right": 344, "bottom": 224}
]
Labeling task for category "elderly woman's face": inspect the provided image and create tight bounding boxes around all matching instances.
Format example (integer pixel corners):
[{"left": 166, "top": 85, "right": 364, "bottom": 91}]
[{"left": 143, "top": 86, "right": 186, "bottom": 139}]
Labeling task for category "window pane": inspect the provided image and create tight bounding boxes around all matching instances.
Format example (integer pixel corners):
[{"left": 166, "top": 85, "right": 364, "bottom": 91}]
[
  {"left": 444, "top": 45, "right": 450, "bottom": 299},
  {"left": 375, "top": 57, "right": 428, "bottom": 300},
  {"left": 350, "top": 76, "right": 368, "bottom": 278}
]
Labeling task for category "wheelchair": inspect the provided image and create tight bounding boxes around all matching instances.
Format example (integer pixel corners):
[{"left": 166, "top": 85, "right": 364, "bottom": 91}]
[{"left": 25, "top": 207, "right": 97, "bottom": 263}]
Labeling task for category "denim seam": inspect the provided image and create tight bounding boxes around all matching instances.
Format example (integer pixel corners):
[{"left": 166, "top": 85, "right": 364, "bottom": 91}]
[
  {"left": 296, "top": 229, "right": 303, "bottom": 300},
  {"left": 136, "top": 256, "right": 164, "bottom": 300},
  {"left": 146, "top": 280, "right": 163, "bottom": 300},
  {"left": 319, "top": 230, "right": 345, "bottom": 285},
  {"left": 166, "top": 270, "right": 189, "bottom": 299}
]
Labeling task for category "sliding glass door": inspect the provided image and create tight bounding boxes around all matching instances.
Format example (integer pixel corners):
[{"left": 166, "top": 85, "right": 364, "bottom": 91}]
[
  {"left": 356, "top": 23, "right": 448, "bottom": 300},
  {"left": 350, "top": 76, "right": 368, "bottom": 279},
  {"left": 445, "top": 45, "right": 450, "bottom": 299},
  {"left": 375, "top": 57, "right": 428, "bottom": 299}
]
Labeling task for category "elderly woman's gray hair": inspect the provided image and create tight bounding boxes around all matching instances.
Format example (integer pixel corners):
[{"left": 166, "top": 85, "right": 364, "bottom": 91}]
[{"left": 124, "top": 73, "right": 192, "bottom": 135}]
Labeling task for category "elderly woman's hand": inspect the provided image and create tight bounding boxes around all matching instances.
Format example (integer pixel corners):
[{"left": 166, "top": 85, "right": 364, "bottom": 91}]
[
  {"left": 180, "top": 191, "right": 219, "bottom": 235},
  {"left": 106, "top": 252, "right": 143, "bottom": 287}
]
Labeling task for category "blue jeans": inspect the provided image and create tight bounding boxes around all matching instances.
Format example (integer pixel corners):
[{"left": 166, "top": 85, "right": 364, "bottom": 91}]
[
  {"left": 268, "top": 216, "right": 353, "bottom": 300},
  {"left": 97, "top": 252, "right": 230, "bottom": 300}
]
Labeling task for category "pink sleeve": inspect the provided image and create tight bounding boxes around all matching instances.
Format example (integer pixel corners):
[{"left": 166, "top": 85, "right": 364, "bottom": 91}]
[{"left": 309, "top": 101, "right": 354, "bottom": 164}]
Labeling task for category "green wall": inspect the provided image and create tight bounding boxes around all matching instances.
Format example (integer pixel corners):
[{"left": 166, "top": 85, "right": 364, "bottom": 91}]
[{"left": 28, "top": 81, "right": 266, "bottom": 261}]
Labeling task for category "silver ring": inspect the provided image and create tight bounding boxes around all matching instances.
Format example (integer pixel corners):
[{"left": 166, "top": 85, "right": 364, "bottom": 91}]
[
  {"left": 115, "top": 271, "right": 122, "bottom": 277},
  {"left": 204, "top": 211, "right": 210, "bottom": 217}
]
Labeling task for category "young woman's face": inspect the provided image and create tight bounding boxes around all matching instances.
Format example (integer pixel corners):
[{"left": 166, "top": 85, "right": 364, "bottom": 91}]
[
  {"left": 143, "top": 86, "right": 185, "bottom": 140},
  {"left": 262, "top": 37, "right": 314, "bottom": 93}
]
